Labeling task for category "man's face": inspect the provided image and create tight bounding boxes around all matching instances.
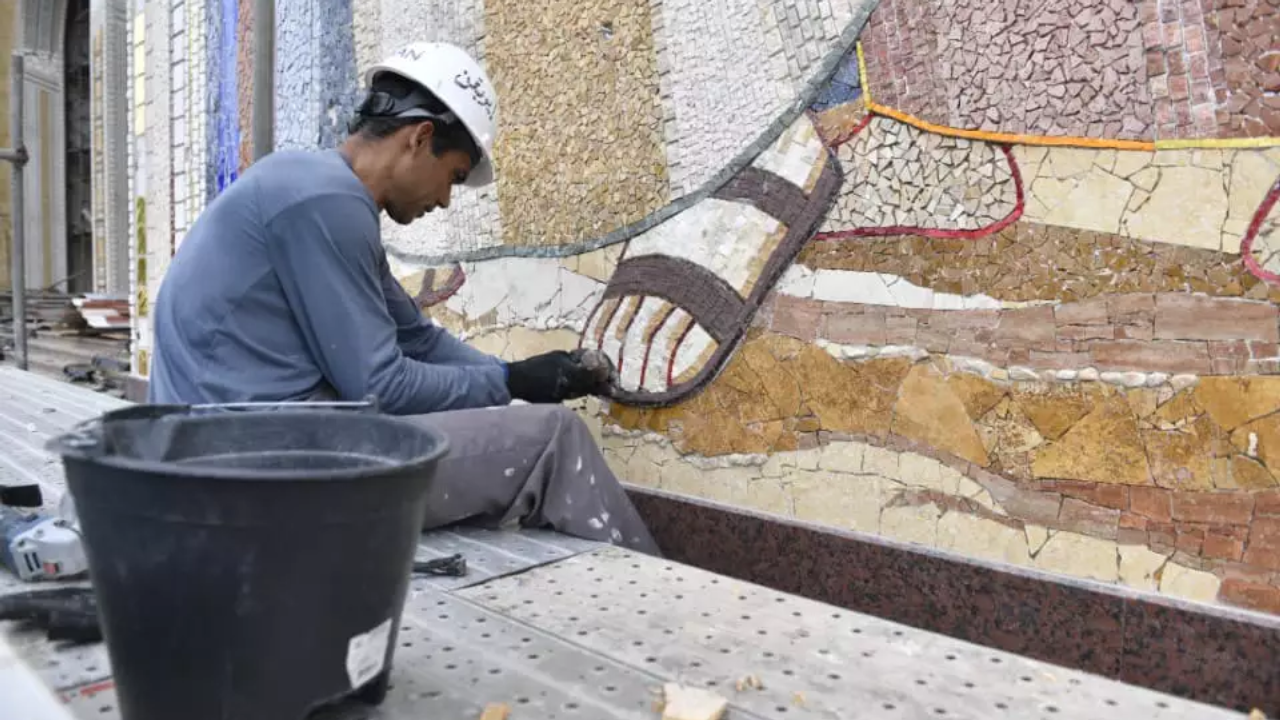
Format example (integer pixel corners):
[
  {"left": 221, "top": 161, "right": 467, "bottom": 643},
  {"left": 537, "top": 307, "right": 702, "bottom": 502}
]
[{"left": 384, "top": 121, "right": 473, "bottom": 225}]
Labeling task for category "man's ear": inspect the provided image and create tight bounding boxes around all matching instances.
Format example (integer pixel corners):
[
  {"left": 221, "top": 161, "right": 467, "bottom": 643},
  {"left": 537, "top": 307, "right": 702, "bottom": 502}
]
[{"left": 410, "top": 120, "right": 436, "bottom": 154}]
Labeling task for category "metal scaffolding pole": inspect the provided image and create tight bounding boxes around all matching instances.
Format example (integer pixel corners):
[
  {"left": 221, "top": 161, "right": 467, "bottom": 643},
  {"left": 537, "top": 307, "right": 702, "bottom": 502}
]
[
  {"left": 251, "top": 0, "right": 275, "bottom": 161},
  {"left": 3, "top": 54, "right": 28, "bottom": 371}
]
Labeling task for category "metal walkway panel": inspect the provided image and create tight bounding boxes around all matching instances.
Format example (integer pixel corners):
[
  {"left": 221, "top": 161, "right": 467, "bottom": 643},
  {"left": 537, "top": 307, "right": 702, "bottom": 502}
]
[
  {"left": 414, "top": 526, "right": 605, "bottom": 592},
  {"left": 455, "top": 546, "right": 1246, "bottom": 720},
  {"left": 0, "top": 367, "right": 127, "bottom": 506}
]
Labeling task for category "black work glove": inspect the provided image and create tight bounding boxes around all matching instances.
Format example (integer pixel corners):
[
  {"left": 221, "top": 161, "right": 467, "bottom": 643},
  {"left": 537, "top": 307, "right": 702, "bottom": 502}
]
[
  {"left": 0, "top": 586, "right": 102, "bottom": 644},
  {"left": 505, "top": 349, "right": 615, "bottom": 404}
]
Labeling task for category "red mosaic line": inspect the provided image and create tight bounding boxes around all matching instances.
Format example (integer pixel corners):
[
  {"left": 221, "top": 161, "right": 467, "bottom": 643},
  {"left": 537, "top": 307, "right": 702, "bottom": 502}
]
[
  {"left": 638, "top": 304, "right": 676, "bottom": 389},
  {"left": 1239, "top": 176, "right": 1280, "bottom": 286},
  {"left": 812, "top": 141, "right": 1025, "bottom": 243},
  {"left": 414, "top": 264, "right": 467, "bottom": 309},
  {"left": 665, "top": 318, "right": 697, "bottom": 388},
  {"left": 613, "top": 297, "right": 645, "bottom": 378}
]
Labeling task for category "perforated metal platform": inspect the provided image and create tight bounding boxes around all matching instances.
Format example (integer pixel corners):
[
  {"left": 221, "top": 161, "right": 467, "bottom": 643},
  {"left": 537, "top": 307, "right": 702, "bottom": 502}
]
[
  {"left": 0, "top": 366, "right": 127, "bottom": 510},
  {"left": 0, "top": 370, "right": 1252, "bottom": 718}
]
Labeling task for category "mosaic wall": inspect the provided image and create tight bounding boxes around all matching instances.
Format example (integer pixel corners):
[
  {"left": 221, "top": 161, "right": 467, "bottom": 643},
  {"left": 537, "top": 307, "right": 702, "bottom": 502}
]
[{"left": 121, "top": 0, "right": 1280, "bottom": 614}]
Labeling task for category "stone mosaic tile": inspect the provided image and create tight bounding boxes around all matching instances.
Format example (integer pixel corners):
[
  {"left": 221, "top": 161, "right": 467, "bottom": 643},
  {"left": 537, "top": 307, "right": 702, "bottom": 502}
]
[
  {"left": 656, "top": 0, "right": 869, "bottom": 197},
  {"left": 808, "top": 39, "right": 862, "bottom": 113},
  {"left": 860, "top": 0, "right": 1152, "bottom": 140},
  {"left": 1242, "top": 177, "right": 1280, "bottom": 283},
  {"left": 1140, "top": 0, "right": 1227, "bottom": 139},
  {"left": 796, "top": 222, "right": 1278, "bottom": 303},
  {"left": 1016, "top": 145, "right": 1280, "bottom": 253},
  {"left": 373, "top": 0, "right": 504, "bottom": 260},
  {"left": 1211, "top": 0, "right": 1280, "bottom": 137},
  {"left": 235, "top": 0, "right": 254, "bottom": 172},
  {"left": 581, "top": 114, "right": 839, "bottom": 406},
  {"left": 605, "top": 330, "right": 1280, "bottom": 489},
  {"left": 819, "top": 116, "right": 1021, "bottom": 235},
  {"left": 483, "top": 0, "right": 668, "bottom": 249},
  {"left": 608, "top": 430, "right": 1241, "bottom": 608},
  {"left": 604, "top": 331, "right": 1280, "bottom": 612},
  {"left": 762, "top": 290, "right": 1280, "bottom": 378},
  {"left": 275, "top": 0, "right": 359, "bottom": 152}
]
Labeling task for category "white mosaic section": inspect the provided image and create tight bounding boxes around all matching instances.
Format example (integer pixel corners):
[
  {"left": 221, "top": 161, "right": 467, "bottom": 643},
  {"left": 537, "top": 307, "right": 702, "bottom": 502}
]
[
  {"left": 372, "top": 0, "right": 504, "bottom": 259},
  {"left": 656, "top": 0, "right": 863, "bottom": 197},
  {"left": 626, "top": 199, "right": 780, "bottom": 290},
  {"left": 822, "top": 117, "right": 1019, "bottom": 232},
  {"left": 140, "top": 0, "right": 171, "bottom": 377},
  {"left": 440, "top": 257, "right": 604, "bottom": 331},
  {"left": 777, "top": 266, "right": 1005, "bottom": 311},
  {"left": 183, "top": 0, "right": 207, "bottom": 224},
  {"left": 752, "top": 110, "right": 824, "bottom": 188}
]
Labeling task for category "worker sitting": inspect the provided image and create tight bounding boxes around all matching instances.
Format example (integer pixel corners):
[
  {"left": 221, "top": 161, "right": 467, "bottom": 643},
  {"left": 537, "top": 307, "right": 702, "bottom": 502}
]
[{"left": 146, "top": 42, "right": 658, "bottom": 555}]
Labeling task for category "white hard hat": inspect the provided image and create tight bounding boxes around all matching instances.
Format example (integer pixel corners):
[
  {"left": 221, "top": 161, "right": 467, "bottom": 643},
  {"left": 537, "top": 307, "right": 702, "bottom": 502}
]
[{"left": 365, "top": 42, "right": 498, "bottom": 188}]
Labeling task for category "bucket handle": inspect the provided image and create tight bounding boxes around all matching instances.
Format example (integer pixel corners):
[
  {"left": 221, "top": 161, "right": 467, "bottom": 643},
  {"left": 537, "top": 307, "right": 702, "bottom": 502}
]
[{"left": 51, "top": 396, "right": 382, "bottom": 457}]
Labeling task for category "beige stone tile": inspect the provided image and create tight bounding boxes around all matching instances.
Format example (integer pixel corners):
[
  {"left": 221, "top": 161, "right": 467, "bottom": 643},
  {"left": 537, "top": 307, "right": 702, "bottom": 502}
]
[
  {"left": 1159, "top": 563, "right": 1222, "bottom": 604},
  {"left": 899, "top": 452, "right": 946, "bottom": 492},
  {"left": 1118, "top": 544, "right": 1168, "bottom": 591},
  {"left": 735, "top": 477, "right": 792, "bottom": 517},
  {"left": 1025, "top": 525, "right": 1051, "bottom": 555},
  {"left": 937, "top": 512, "right": 1029, "bottom": 566},
  {"left": 1111, "top": 150, "right": 1154, "bottom": 179},
  {"left": 1121, "top": 165, "right": 1228, "bottom": 251},
  {"left": 1227, "top": 150, "right": 1280, "bottom": 229},
  {"left": 1011, "top": 145, "right": 1049, "bottom": 181},
  {"left": 1034, "top": 169, "right": 1134, "bottom": 235},
  {"left": 791, "top": 471, "right": 882, "bottom": 533},
  {"left": 818, "top": 441, "right": 865, "bottom": 474},
  {"left": 862, "top": 444, "right": 901, "bottom": 479},
  {"left": 881, "top": 502, "right": 940, "bottom": 547},
  {"left": 1044, "top": 147, "right": 1099, "bottom": 180},
  {"left": 1032, "top": 530, "right": 1118, "bottom": 583}
]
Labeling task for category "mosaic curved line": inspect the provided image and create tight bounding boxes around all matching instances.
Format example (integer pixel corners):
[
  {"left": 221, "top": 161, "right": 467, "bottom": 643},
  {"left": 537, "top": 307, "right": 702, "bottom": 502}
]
[{"left": 1240, "top": 177, "right": 1280, "bottom": 286}]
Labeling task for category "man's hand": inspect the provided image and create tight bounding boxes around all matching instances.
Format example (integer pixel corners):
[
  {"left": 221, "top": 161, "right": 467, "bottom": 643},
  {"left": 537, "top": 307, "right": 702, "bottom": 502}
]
[{"left": 505, "top": 349, "right": 615, "bottom": 404}]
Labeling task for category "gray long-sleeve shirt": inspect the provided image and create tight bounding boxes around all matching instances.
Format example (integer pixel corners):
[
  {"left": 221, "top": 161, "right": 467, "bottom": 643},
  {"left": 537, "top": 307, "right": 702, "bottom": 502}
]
[{"left": 148, "top": 148, "right": 512, "bottom": 414}]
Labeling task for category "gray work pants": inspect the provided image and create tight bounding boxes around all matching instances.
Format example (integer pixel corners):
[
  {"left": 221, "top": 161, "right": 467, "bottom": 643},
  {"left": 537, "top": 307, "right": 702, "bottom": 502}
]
[{"left": 402, "top": 405, "right": 660, "bottom": 556}]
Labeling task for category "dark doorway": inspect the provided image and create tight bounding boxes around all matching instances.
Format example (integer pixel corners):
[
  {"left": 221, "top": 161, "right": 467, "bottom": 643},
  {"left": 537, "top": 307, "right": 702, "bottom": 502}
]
[{"left": 63, "top": 0, "right": 91, "bottom": 294}]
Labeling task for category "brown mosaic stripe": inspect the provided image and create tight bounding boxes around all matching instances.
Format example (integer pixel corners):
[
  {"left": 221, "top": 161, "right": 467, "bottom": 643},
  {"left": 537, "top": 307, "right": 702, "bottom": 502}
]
[
  {"left": 765, "top": 292, "right": 1280, "bottom": 376},
  {"left": 607, "top": 158, "right": 845, "bottom": 408},
  {"left": 796, "top": 222, "right": 1280, "bottom": 304},
  {"left": 603, "top": 255, "right": 745, "bottom": 345},
  {"left": 713, "top": 166, "right": 811, "bottom": 228}
]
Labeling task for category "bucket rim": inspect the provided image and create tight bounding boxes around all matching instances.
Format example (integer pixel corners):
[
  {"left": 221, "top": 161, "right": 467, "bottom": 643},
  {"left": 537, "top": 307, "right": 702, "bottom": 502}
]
[{"left": 47, "top": 408, "right": 452, "bottom": 482}]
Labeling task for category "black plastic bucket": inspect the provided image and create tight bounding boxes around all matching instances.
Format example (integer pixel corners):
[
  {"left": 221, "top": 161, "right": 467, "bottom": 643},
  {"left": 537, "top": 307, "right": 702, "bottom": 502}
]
[{"left": 46, "top": 401, "right": 449, "bottom": 720}]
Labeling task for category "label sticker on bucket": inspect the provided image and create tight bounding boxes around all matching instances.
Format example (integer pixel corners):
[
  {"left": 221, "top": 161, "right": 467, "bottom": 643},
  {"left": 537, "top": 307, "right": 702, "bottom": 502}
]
[{"left": 345, "top": 618, "right": 393, "bottom": 688}]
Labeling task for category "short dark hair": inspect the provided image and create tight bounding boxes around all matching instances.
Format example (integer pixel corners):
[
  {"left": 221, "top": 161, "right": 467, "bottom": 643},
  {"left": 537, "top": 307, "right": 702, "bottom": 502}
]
[{"left": 349, "top": 73, "right": 481, "bottom": 166}]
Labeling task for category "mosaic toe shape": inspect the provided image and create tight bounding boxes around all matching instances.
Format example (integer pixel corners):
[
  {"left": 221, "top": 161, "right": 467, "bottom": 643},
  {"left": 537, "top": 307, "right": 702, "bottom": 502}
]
[
  {"left": 582, "top": 116, "right": 842, "bottom": 407},
  {"left": 819, "top": 116, "right": 1024, "bottom": 239}
]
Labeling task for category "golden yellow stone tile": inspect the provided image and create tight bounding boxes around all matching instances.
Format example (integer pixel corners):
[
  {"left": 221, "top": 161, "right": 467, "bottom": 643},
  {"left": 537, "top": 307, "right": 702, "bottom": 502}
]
[
  {"left": 1142, "top": 416, "right": 1228, "bottom": 491},
  {"left": 1231, "top": 414, "right": 1280, "bottom": 475},
  {"left": 974, "top": 397, "right": 1044, "bottom": 480},
  {"left": 796, "top": 347, "right": 913, "bottom": 438},
  {"left": 892, "top": 364, "right": 990, "bottom": 466},
  {"left": 945, "top": 371, "right": 1007, "bottom": 420},
  {"left": 1031, "top": 392, "right": 1151, "bottom": 485},
  {"left": 485, "top": 0, "right": 668, "bottom": 248},
  {"left": 1193, "top": 377, "right": 1280, "bottom": 432},
  {"left": 1153, "top": 390, "right": 1204, "bottom": 429},
  {"left": 1013, "top": 386, "right": 1096, "bottom": 441},
  {"left": 1225, "top": 455, "right": 1278, "bottom": 490}
]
